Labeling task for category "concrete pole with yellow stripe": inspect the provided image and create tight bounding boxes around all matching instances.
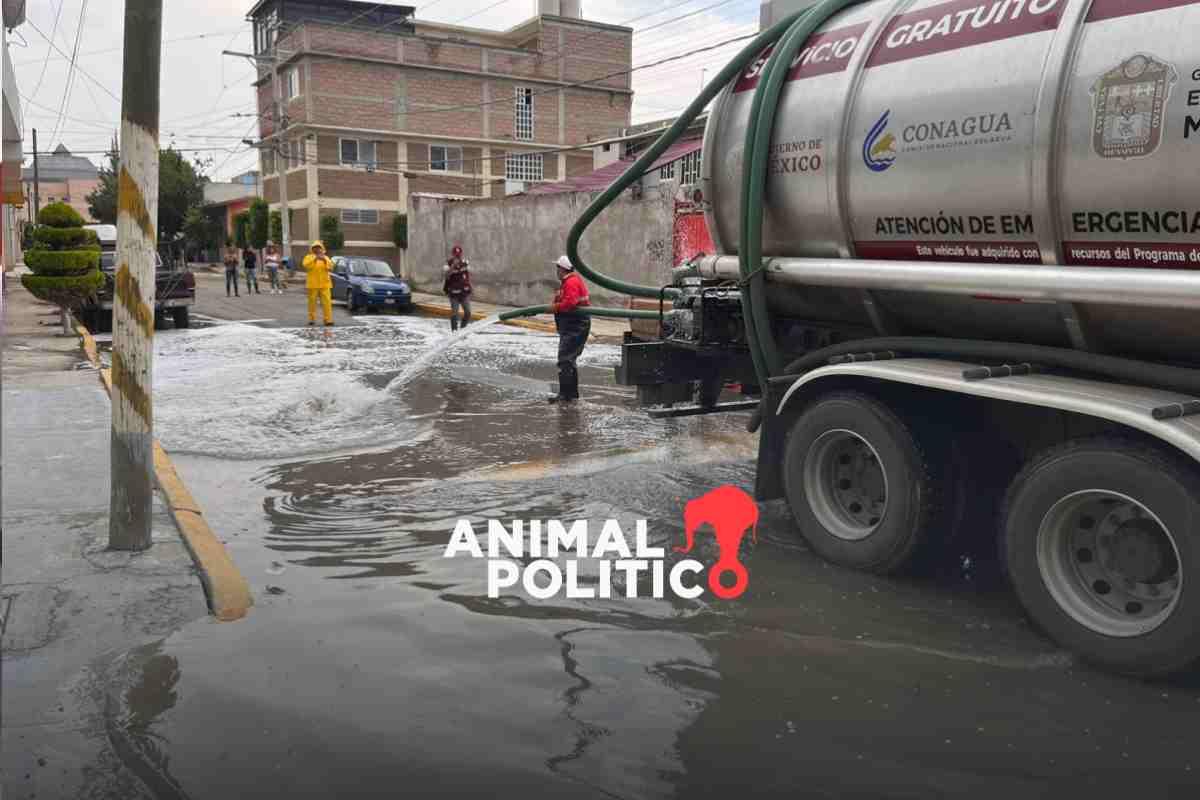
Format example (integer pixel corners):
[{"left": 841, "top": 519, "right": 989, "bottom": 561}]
[{"left": 109, "top": 0, "right": 162, "bottom": 551}]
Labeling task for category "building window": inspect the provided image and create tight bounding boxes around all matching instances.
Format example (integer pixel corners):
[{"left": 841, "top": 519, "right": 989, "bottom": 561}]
[
  {"left": 284, "top": 68, "right": 299, "bottom": 100},
  {"left": 339, "top": 139, "right": 377, "bottom": 167},
  {"left": 679, "top": 150, "right": 702, "bottom": 184},
  {"left": 287, "top": 138, "right": 306, "bottom": 168},
  {"left": 515, "top": 86, "right": 534, "bottom": 141},
  {"left": 341, "top": 209, "right": 380, "bottom": 225},
  {"left": 661, "top": 150, "right": 702, "bottom": 185},
  {"left": 429, "top": 145, "right": 462, "bottom": 172},
  {"left": 505, "top": 153, "right": 543, "bottom": 182},
  {"left": 255, "top": 8, "right": 278, "bottom": 54}
]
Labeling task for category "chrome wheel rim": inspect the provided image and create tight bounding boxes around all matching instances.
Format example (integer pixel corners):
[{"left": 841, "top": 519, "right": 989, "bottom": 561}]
[
  {"left": 802, "top": 429, "right": 888, "bottom": 541},
  {"left": 1036, "top": 490, "right": 1181, "bottom": 637}
]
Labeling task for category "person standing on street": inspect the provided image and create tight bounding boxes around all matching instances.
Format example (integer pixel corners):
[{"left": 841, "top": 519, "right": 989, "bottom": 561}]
[
  {"left": 548, "top": 255, "right": 591, "bottom": 404},
  {"left": 442, "top": 244, "right": 472, "bottom": 331},
  {"left": 243, "top": 246, "right": 260, "bottom": 295},
  {"left": 264, "top": 243, "right": 282, "bottom": 294},
  {"left": 301, "top": 240, "right": 335, "bottom": 327},
  {"left": 223, "top": 240, "right": 240, "bottom": 297}
]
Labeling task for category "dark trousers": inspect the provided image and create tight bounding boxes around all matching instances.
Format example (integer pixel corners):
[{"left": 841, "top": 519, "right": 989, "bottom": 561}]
[
  {"left": 225, "top": 268, "right": 239, "bottom": 296},
  {"left": 554, "top": 313, "right": 590, "bottom": 400},
  {"left": 449, "top": 293, "right": 471, "bottom": 330}
]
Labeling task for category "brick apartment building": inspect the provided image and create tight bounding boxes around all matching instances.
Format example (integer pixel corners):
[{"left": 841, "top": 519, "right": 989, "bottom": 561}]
[{"left": 246, "top": 0, "right": 633, "bottom": 269}]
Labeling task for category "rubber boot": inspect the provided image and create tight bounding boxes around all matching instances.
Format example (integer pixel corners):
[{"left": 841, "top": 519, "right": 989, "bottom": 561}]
[{"left": 450, "top": 315, "right": 459, "bottom": 332}]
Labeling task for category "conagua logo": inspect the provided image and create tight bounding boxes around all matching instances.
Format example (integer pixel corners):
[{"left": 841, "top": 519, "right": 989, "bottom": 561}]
[
  {"left": 443, "top": 485, "right": 759, "bottom": 600},
  {"left": 863, "top": 110, "right": 897, "bottom": 172},
  {"left": 1091, "top": 53, "right": 1178, "bottom": 160}
]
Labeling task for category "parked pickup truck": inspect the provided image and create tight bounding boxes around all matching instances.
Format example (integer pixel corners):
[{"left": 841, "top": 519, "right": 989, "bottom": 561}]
[{"left": 78, "top": 224, "right": 196, "bottom": 332}]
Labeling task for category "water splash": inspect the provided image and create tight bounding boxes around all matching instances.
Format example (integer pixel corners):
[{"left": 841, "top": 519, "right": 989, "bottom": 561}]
[{"left": 385, "top": 313, "right": 504, "bottom": 391}]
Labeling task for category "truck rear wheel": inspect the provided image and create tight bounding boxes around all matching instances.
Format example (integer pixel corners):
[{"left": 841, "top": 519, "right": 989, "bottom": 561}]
[
  {"left": 1003, "top": 438, "right": 1200, "bottom": 677},
  {"left": 171, "top": 306, "right": 190, "bottom": 329},
  {"left": 782, "top": 391, "right": 949, "bottom": 575}
]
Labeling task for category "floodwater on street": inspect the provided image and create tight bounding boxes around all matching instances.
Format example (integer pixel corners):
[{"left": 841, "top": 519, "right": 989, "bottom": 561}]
[{"left": 26, "top": 316, "right": 1200, "bottom": 799}]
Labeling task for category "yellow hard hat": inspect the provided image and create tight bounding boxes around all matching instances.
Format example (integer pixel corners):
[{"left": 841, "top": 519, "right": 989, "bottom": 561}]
[{"left": 311, "top": 240, "right": 325, "bottom": 250}]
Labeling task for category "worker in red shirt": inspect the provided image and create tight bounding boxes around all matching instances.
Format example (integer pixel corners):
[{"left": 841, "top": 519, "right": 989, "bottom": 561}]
[
  {"left": 548, "top": 255, "right": 591, "bottom": 404},
  {"left": 442, "top": 245, "right": 473, "bottom": 331}
]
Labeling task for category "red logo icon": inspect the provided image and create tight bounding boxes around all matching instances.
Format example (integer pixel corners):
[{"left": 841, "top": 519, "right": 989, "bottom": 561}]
[{"left": 676, "top": 485, "right": 759, "bottom": 599}]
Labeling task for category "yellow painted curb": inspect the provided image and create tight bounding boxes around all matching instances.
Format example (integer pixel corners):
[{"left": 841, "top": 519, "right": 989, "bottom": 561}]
[
  {"left": 75, "top": 321, "right": 253, "bottom": 622},
  {"left": 410, "top": 302, "right": 622, "bottom": 342}
]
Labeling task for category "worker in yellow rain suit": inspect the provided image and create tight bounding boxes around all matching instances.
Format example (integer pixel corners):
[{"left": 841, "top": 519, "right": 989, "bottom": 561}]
[{"left": 301, "top": 240, "right": 335, "bottom": 327}]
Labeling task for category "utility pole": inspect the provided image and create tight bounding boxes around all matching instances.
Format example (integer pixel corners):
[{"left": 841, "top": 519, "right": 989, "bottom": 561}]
[
  {"left": 224, "top": 42, "right": 290, "bottom": 267},
  {"left": 273, "top": 69, "right": 292, "bottom": 269},
  {"left": 109, "top": 0, "right": 162, "bottom": 551},
  {"left": 31, "top": 128, "right": 40, "bottom": 219}
]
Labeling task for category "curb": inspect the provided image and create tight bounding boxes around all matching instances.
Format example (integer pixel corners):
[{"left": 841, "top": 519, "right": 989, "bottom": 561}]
[{"left": 74, "top": 319, "right": 253, "bottom": 622}]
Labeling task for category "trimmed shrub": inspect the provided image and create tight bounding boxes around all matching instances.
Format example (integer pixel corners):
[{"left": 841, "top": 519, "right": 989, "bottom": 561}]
[
  {"left": 24, "top": 249, "right": 101, "bottom": 274},
  {"left": 32, "top": 226, "right": 100, "bottom": 250},
  {"left": 21, "top": 202, "right": 105, "bottom": 313},
  {"left": 36, "top": 202, "right": 85, "bottom": 228},
  {"left": 393, "top": 214, "right": 407, "bottom": 249}
]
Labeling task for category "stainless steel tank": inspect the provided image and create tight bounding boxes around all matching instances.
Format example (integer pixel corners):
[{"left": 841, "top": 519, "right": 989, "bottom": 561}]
[{"left": 700, "top": 0, "right": 1200, "bottom": 361}]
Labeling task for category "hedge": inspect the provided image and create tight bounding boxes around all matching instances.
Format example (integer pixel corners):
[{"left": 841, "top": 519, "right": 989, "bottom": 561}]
[
  {"left": 32, "top": 226, "right": 100, "bottom": 249},
  {"left": 21, "top": 270, "right": 106, "bottom": 304},
  {"left": 36, "top": 202, "right": 85, "bottom": 229},
  {"left": 24, "top": 249, "right": 101, "bottom": 273}
]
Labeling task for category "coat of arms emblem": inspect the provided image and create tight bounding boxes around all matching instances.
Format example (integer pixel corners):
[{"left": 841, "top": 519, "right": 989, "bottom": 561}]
[{"left": 1091, "top": 54, "right": 1178, "bottom": 159}]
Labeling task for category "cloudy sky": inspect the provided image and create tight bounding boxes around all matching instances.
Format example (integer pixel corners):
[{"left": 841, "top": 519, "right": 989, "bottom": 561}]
[{"left": 11, "top": 0, "right": 760, "bottom": 180}]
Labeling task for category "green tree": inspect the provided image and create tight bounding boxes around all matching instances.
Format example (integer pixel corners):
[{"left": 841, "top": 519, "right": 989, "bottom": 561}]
[
  {"left": 269, "top": 208, "right": 294, "bottom": 246},
  {"left": 393, "top": 214, "right": 407, "bottom": 250},
  {"left": 182, "top": 207, "right": 223, "bottom": 260},
  {"left": 233, "top": 212, "right": 249, "bottom": 249},
  {"left": 319, "top": 215, "right": 344, "bottom": 253},
  {"left": 248, "top": 198, "right": 269, "bottom": 251},
  {"left": 86, "top": 143, "right": 209, "bottom": 245},
  {"left": 86, "top": 137, "right": 119, "bottom": 224},
  {"left": 21, "top": 202, "right": 105, "bottom": 334}
]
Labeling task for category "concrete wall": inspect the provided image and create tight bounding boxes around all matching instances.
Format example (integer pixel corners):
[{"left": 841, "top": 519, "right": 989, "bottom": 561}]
[{"left": 407, "top": 184, "right": 676, "bottom": 308}]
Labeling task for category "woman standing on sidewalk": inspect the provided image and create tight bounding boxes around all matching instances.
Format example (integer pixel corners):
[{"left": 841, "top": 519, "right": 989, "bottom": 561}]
[
  {"left": 223, "top": 240, "right": 240, "bottom": 297},
  {"left": 264, "top": 243, "right": 283, "bottom": 294}
]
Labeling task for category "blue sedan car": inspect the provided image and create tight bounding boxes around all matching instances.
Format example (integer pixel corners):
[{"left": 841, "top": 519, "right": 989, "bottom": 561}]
[{"left": 331, "top": 257, "right": 412, "bottom": 313}]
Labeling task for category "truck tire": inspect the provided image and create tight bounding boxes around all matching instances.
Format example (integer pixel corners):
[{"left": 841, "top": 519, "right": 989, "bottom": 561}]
[
  {"left": 782, "top": 391, "right": 949, "bottom": 575},
  {"left": 1002, "top": 438, "right": 1200, "bottom": 677},
  {"left": 97, "top": 310, "right": 113, "bottom": 334},
  {"left": 171, "top": 306, "right": 190, "bottom": 329}
]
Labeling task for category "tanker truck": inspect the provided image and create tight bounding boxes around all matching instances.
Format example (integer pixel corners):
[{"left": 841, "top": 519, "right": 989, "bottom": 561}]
[{"left": 561, "top": 0, "right": 1200, "bottom": 677}]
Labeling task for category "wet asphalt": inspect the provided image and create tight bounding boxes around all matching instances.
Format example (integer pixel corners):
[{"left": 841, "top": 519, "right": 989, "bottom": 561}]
[{"left": 7, "top": 313, "right": 1200, "bottom": 799}]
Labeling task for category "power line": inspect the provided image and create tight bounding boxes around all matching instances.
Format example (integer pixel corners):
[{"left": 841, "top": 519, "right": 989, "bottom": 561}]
[
  {"left": 450, "top": 0, "right": 518, "bottom": 26},
  {"left": 11, "top": 27, "right": 246, "bottom": 67},
  {"left": 25, "top": 9, "right": 118, "bottom": 104},
  {"left": 51, "top": 0, "right": 94, "bottom": 145},
  {"left": 22, "top": 0, "right": 66, "bottom": 121}
]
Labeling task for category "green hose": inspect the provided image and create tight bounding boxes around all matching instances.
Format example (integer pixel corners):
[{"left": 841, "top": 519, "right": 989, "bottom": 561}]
[
  {"left": 740, "top": 0, "right": 869, "bottom": 389},
  {"left": 564, "top": 11, "right": 813, "bottom": 299},
  {"left": 498, "top": 305, "right": 662, "bottom": 322}
]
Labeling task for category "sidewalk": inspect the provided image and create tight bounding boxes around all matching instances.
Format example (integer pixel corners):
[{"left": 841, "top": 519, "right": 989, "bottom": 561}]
[{"left": 2, "top": 285, "right": 208, "bottom": 794}]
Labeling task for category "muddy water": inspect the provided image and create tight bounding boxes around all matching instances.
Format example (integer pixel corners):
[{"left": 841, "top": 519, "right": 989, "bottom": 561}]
[{"left": 48, "top": 318, "right": 1200, "bottom": 799}]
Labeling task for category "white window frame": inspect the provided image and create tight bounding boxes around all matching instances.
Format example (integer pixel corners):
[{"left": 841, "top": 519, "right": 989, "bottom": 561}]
[
  {"left": 429, "top": 144, "right": 463, "bottom": 173},
  {"left": 341, "top": 209, "right": 380, "bottom": 225},
  {"left": 283, "top": 68, "right": 299, "bottom": 100},
  {"left": 679, "top": 150, "right": 702, "bottom": 185},
  {"left": 515, "top": 86, "right": 534, "bottom": 142},
  {"left": 339, "top": 138, "right": 377, "bottom": 168},
  {"left": 505, "top": 152, "right": 543, "bottom": 182}
]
